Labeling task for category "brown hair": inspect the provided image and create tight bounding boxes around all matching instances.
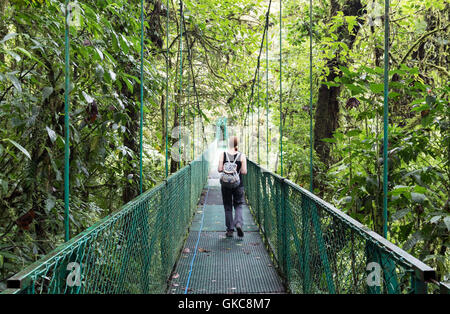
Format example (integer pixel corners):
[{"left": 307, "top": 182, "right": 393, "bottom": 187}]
[{"left": 229, "top": 136, "right": 239, "bottom": 151}]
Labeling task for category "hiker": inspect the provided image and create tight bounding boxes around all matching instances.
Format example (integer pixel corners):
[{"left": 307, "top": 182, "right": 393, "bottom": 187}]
[{"left": 218, "top": 136, "right": 247, "bottom": 238}]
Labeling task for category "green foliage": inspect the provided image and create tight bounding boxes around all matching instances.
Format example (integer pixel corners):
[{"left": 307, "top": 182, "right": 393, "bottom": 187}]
[
  {"left": 0, "top": 0, "right": 448, "bottom": 289},
  {"left": 0, "top": 0, "right": 266, "bottom": 286},
  {"left": 279, "top": 0, "right": 449, "bottom": 281}
]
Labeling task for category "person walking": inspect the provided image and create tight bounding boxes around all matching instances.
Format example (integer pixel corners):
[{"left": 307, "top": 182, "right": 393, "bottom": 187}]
[{"left": 218, "top": 136, "right": 247, "bottom": 238}]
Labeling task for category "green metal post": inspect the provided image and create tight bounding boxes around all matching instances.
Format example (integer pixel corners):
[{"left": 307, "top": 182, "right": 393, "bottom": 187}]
[
  {"left": 310, "top": 202, "right": 335, "bottom": 293},
  {"left": 279, "top": 0, "right": 283, "bottom": 177},
  {"left": 276, "top": 181, "right": 283, "bottom": 267},
  {"left": 266, "top": 21, "right": 269, "bottom": 168},
  {"left": 302, "top": 195, "right": 311, "bottom": 293},
  {"left": 224, "top": 118, "right": 228, "bottom": 141},
  {"left": 261, "top": 173, "right": 269, "bottom": 235},
  {"left": 138, "top": 1, "right": 150, "bottom": 293},
  {"left": 178, "top": 0, "right": 183, "bottom": 169},
  {"left": 188, "top": 71, "right": 191, "bottom": 161},
  {"left": 257, "top": 69, "right": 260, "bottom": 164},
  {"left": 382, "top": 0, "right": 390, "bottom": 239},
  {"left": 412, "top": 276, "right": 427, "bottom": 294},
  {"left": 246, "top": 113, "right": 249, "bottom": 157},
  {"left": 309, "top": 0, "right": 313, "bottom": 193},
  {"left": 365, "top": 242, "right": 382, "bottom": 294},
  {"left": 165, "top": 0, "right": 169, "bottom": 178},
  {"left": 251, "top": 96, "right": 254, "bottom": 160},
  {"left": 64, "top": 0, "right": 70, "bottom": 242},
  {"left": 281, "top": 180, "right": 289, "bottom": 280},
  {"left": 139, "top": 0, "right": 144, "bottom": 195},
  {"left": 193, "top": 114, "right": 195, "bottom": 159}
]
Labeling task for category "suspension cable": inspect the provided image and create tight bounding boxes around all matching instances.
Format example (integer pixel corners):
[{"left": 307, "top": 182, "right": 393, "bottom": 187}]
[
  {"left": 182, "top": 10, "right": 200, "bottom": 160},
  {"left": 257, "top": 67, "right": 260, "bottom": 164},
  {"left": 245, "top": 0, "right": 272, "bottom": 155},
  {"left": 165, "top": 0, "right": 170, "bottom": 177},
  {"left": 383, "top": 0, "right": 390, "bottom": 238},
  {"left": 139, "top": 0, "right": 144, "bottom": 194},
  {"left": 279, "top": 0, "right": 283, "bottom": 177},
  {"left": 266, "top": 14, "right": 269, "bottom": 168},
  {"left": 64, "top": 0, "right": 70, "bottom": 242},
  {"left": 178, "top": 0, "right": 183, "bottom": 168},
  {"left": 251, "top": 86, "right": 254, "bottom": 159},
  {"left": 309, "top": 0, "right": 313, "bottom": 193}
]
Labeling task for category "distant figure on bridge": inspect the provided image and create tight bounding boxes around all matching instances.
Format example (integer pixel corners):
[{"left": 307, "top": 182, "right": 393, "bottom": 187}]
[{"left": 218, "top": 136, "right": 247, "bottom": 238}]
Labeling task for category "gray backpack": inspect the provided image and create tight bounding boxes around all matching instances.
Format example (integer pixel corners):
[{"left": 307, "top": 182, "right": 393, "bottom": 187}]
[{"left": 220, "top": 152, "right": 241, "bottom": 189}]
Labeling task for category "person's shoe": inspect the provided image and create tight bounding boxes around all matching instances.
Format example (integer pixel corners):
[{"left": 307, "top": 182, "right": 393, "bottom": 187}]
[
  {"left": 225, "top": 231, "right": 233, "bottom": 238},
  {"left": 236, "top": 224, "right": 244, "bottom": 238}
]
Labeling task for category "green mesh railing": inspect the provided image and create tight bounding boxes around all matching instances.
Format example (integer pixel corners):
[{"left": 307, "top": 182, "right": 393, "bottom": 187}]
[
  {"left": 244, "top": 160, "right": 437, "bottom": 294},
  {"left": 3, "top": 150, "right": 211, "bottom": 294}
]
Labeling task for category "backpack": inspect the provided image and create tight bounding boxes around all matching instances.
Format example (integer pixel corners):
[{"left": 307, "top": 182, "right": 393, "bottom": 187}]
[{"left": 220, "top": 152, "right": 241, "bottom": 189}]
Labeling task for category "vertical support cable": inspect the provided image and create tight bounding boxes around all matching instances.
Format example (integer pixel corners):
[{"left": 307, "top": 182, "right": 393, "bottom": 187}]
[
  {"left": 266, "top": 19, "right": 269, "bottom": 168},
  {"left": 246, "top": 109, "right": 249, "bottom": 156},
  {"left": 178, "top": 0, "right": 183, "bottom": 168},
  {"left": 383, "top": 0, "right": 390, "bottom": 238},
  {"left": 309, "top": 0, "right": 313, "bottom": 192},
  {"left": 165, "top": 0, "right": 169, "bottom": 178},
  {"left": 257, "top": 68, "right": 260, "bottom": 164},
  {"left": 64, "top": 0, "right": 70, "bottom": 242},
  {"left": 139, "top": 0, "right": 144, "bottom": 194},
  {"left": 183, "top": 16, "right": 200, "bottom": 161},
  {"left": 188, "top": 72, "right": 192, "bottom": 161},
  {"left": 279, "top": 0, "right": 283, "bottom": 177},
  {"left": 192, "top": 112, "right": 195, "bottom": 160},
  {"left": 251, "top": 89, "right": 254, "bottom": 160},
  {"left": 224, "top": 117, "right": 228, "bottom": 142}
]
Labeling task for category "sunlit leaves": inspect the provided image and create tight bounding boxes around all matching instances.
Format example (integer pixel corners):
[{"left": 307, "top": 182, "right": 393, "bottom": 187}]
[
  {"left": 46, "top": 126, "right": 57, "bottom": 143},
  {"left": 3, "top": 139, "right": 31, "bottom": 160}
]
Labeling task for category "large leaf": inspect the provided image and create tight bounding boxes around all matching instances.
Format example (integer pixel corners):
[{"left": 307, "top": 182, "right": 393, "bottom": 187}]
[
  {"left": 82, "top": 91, "right": 94, "bottom": 104},
  {"left": 411, "top": 192, "right": 427, "bottom": 203},
  {"left": 6, "top": 73, "right": 22, "bottom": 92},
  {"left": 42, "top": 86, "right": 54, "bottom": 101},
  {"left": 46, "top": 126, "right": 57, "bottom": 143},
  {"left": 391, "top": 209, "right": 410, "bottom": 221},
  {"left": 390, "top": 185, "right": 410, "bottom": 196},
  {"left": 369, "top": 83, "right": 384, "bottom": 94},
  {"left": 0, "top": 33, "right": 18, "bottom": 44},
  {"left": 4, "top": 139, "right": 31, "bottom": 160},
  {"left": 402, "top": 231, "right": 423, "bottom": 251},
  {"left": 444, "top": 216, "right": 450, "bottom": 232},
  {"left": 45, "top": 196, "right": 56, "bottom": 214}
]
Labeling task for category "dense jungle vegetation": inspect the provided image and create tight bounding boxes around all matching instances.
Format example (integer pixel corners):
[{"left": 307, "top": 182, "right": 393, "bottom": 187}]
[{"left": 0, "top": 0, "right": 448, "bottom": 288}]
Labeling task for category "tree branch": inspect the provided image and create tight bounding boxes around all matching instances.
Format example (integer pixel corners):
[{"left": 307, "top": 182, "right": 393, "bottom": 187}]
[{"left": 399, "top": 23, "right": 449, "bottom": 65}]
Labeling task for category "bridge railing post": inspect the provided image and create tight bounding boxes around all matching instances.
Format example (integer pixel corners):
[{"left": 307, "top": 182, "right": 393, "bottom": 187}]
[
  {"left": 412, "top": 275, "right": 428, "bottom": 294},
  {"left": 160, "top": 179, "right": 170, "bottom": 280},
  {"left": 273, "top": 177, "right": 289, "bottom": 280},
  {"left": 256, "top": 163, "right": 261, "bottom": 225},
  {"left": 280, "top": 178, "right": 289, "bottom": 284},
  {"left": 138, "top": 201, "right": 151, "bottom": 294}
]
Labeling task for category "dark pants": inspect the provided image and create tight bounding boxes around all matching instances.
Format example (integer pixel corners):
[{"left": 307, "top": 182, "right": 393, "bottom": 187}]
[{"left": 221, "top": 186, "right": 245, "bottom": 232}]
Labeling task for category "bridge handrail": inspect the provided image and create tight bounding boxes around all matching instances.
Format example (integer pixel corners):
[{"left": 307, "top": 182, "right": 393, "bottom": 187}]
[
  {"left": 3, "top": 148, "right": 212, "bottom": 294},
  {"left": 244, "top": 160, "right": 439, "bottom": 294}
]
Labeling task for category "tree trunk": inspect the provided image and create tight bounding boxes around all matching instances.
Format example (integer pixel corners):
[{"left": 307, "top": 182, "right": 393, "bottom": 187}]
[
  {"left": 314, "top": 60, "right": 341, "bottom": 165},
  {"left": 0, "top": 1, "right": 8, "bottom": 64},
  {"left": 122, "top": 100, "right": 140, "bottom": 204},
  {"left": 170, "top": 103, "right": 180, "bottom": 173},
  {"left": 160, "top": 94, "right": 166, "bottom": 154},
  {"left": 313, "top": 0, "right": 364, "bottom": 166}
]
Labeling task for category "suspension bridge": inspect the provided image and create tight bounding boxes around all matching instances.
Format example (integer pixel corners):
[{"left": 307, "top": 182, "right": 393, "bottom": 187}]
[
  {"left": 2, "top": 0, "right": 448, "bottom": 294},
  {"left": 1, "top": 126, "right": 443, "bottom": 294}
]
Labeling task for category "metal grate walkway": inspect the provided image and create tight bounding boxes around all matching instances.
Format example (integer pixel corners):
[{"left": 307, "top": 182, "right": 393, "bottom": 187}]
[{"left": 169, "top": 170, "right": 285, "bottom": 294}]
